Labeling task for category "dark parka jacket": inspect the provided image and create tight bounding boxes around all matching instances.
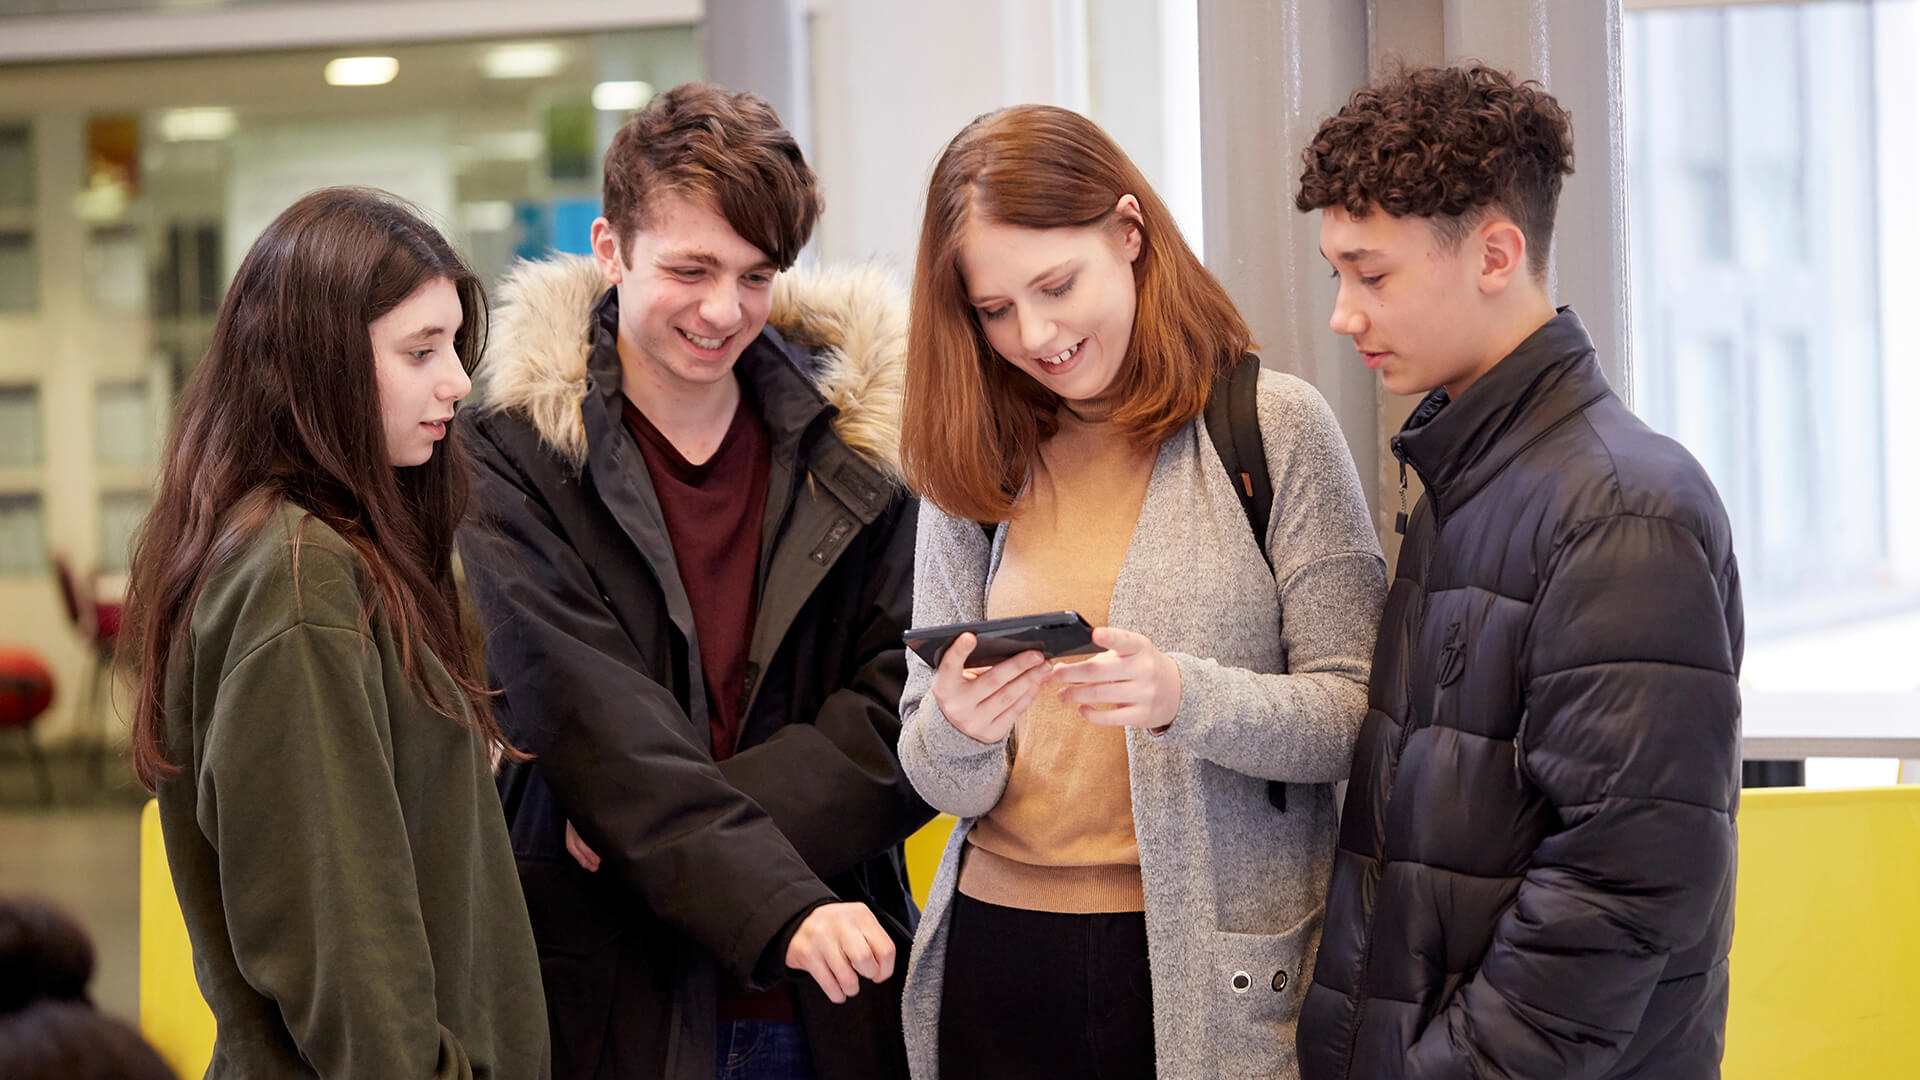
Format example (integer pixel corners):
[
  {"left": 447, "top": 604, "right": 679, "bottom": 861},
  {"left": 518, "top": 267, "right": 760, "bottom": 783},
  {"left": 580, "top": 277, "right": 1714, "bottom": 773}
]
[
  {"left": 456, "top": 256, "right": 932, "bottom": 1080},
  {"left": 1300, "top": 310, "right": 1744, "bottom": 1080}
]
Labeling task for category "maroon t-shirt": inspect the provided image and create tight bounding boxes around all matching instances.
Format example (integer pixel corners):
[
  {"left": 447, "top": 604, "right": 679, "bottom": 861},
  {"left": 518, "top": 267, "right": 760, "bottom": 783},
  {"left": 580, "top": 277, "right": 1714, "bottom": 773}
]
[{"left": 622, "top": 393, "right": 769, "bottom": 762}]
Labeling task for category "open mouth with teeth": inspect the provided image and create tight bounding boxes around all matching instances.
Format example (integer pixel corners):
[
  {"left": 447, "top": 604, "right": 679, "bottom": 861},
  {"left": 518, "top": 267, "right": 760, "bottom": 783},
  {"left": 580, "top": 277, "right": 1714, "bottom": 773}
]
[
  {"left": 678, "top": 327, "right": 731, "bottom": 352},
  {"left": 1037, "top": 339, "right": 1087, "bottom": 367}
]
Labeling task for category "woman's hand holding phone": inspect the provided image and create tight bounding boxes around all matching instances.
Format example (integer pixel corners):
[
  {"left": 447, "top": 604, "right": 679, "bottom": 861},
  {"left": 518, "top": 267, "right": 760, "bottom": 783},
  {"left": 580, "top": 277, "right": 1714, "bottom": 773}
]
[
  {"left": 930, "top": 632, "right": 1052, "bottom": 744},
  {"left": 1047, "top": 626, "right": 1184, "bottom": 732}
]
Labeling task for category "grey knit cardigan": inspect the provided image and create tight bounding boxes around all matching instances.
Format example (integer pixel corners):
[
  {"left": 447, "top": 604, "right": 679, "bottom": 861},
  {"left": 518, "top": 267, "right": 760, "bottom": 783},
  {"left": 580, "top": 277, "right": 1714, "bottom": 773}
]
[{"left": 897, "top": 370, "right": 1389, "bottom": 1080}]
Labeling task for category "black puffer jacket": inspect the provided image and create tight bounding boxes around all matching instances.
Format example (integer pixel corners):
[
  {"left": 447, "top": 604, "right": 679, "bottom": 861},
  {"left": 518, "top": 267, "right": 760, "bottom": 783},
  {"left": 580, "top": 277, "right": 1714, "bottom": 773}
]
[{"left": 1300, "top": 309, "right": 1743, "bottom": 1080}]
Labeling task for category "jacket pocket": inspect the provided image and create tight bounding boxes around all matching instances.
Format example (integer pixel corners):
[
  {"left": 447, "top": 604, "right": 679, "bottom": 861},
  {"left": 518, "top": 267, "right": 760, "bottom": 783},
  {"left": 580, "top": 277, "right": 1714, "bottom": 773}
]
[
  {"left": 1204, "top": 907, "right": 1321, "bottom": 1078},
  {"left": 1418, "top": 968, "right": 1471, "bottom": 1038}
]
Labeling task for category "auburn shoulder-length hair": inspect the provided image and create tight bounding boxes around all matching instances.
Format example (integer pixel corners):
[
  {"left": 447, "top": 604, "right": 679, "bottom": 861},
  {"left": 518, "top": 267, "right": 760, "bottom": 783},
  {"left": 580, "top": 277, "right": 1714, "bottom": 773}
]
[
  {"left": 902, "top": 105, "right": 1252, "bottom": 522},
  {"left": 121, "top": 186, "right": 519, "bottom": 790}
]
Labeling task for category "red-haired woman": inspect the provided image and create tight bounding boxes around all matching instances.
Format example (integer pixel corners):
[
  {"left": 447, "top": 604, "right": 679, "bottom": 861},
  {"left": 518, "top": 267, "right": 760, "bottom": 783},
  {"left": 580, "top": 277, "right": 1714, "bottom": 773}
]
[
  {"left": 121, "top": 187, "right": 548, "bottom": 1078},
  {"left": 895, "top": 106, "right": 1386, "bottom": 1079}
]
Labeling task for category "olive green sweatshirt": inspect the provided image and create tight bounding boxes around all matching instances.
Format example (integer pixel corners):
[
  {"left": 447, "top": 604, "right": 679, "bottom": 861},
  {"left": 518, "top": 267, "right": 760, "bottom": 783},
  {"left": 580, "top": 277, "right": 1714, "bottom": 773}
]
[{"left": 154, "top": 505, "right": 549, "bottom": 1078}]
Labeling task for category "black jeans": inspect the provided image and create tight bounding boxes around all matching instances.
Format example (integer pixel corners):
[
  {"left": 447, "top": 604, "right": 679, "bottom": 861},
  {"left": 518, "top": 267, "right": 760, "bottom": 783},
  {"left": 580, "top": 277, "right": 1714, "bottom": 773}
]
[{"left": 938, "top": 892, "right": 1155, "bottom": 1080}]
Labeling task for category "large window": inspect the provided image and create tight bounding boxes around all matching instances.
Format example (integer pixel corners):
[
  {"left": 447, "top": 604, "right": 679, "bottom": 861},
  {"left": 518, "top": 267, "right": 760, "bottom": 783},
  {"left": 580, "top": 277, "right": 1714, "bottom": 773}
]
[
  {"left": 0, "top": 27, "right": 699, "bottom": 587},
  {"left": 1627, "top": 0, "right": 1920, "bottom": 779},
  {"left": 0, "top": 27, "right": 704, "bottom": 751}
]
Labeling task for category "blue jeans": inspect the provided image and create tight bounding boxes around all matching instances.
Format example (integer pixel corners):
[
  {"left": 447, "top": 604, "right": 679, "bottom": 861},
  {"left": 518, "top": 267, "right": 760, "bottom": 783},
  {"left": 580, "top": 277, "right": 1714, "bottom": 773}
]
[{"left": 715, "top": 1020, "right": 815, "bottom": 1080}]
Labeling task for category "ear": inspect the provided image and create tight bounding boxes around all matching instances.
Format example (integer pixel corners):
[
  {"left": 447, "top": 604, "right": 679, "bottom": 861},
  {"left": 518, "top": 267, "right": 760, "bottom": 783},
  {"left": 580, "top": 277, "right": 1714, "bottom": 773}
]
[
  {"left": 589, "top": 218, "right": 626, "bottom": 285},
  {"left": 1476, "top": 217, "right": 1529, "bottom": 296},
  {"left": 1114, "top": 193, "right": 1145, "bottom": 263}
]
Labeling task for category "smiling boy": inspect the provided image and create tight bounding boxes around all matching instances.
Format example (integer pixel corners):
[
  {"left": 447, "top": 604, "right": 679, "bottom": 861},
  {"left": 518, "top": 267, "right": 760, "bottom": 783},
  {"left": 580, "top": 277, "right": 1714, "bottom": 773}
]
[{"left": 456, "top": 83, "right": 930, "bottom": 1080}]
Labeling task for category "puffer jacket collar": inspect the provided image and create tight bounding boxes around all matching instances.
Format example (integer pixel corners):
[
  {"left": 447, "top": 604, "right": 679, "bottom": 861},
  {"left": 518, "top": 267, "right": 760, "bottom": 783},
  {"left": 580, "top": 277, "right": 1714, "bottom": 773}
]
[{"left": 1391, "top": 307, "right": 1614, "bottom": 523}]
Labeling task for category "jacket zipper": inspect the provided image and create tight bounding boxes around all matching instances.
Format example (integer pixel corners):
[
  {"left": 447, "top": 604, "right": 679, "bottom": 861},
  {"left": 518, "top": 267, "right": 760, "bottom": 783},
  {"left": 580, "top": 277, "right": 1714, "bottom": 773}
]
[
  {"left": 1513, "top": 708, "right": 1533, "bottom": 789},
  {"left": 1339, "top": 437, "right": 1431, "bottom": 1079},
  {"left": 1394, "top": 443, "right": 1411, "bottom": 536}
]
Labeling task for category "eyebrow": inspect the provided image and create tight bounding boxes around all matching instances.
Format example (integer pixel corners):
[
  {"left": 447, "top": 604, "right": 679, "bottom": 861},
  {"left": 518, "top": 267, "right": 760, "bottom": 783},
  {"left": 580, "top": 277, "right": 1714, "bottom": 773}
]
[
  {"left": 967, "top": 259, "right": 1077, "bottom": 305},
  {"left": 401, "top": 325, "right": 455, "bottom": 342},
  {"left": 1320, "top": 247, "right": 1383, "bottom": 265},
  {"left": 658, "top": 249, "right": 777, "bottom": 274}
]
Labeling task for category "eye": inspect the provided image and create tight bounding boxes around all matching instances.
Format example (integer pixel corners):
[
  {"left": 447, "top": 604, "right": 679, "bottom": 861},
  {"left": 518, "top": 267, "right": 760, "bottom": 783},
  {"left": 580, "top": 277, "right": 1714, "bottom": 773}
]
[
  {"left": 978, "top": 305, "right": 1010, "bottom": 322},
  {"left": 1360, "top": 274, "right": 1385, "bottom": 288},
  {"left": 1041, "top": 276, "right": 1076, "bottom": 299},
  {"left": 743, "top": 271, "right": 775, "bottom": 289},
  {"left": 410, "top": 348, "right": 435, "bottom": 362},
  {"left": 672, "top": 267, "right": 703, "bottom": 280}
]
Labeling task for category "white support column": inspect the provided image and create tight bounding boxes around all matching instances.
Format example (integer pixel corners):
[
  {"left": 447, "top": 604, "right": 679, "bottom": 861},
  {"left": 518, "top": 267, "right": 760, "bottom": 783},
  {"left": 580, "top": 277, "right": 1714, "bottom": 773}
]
[
  {"left": 1196, "top": 0, "right": 1377, "bottom": 520},
  {"left": 1440, "top": 0, "right": 1632, "bottom": 397},
  {"left": 30, "top": 113, "right": 100, "bottom": 744},
  {"left": 704, "top": 0, "right": 814, "bottom": 163},
  {"left": 1086, "top": 0, "right": 1203, "bottom": 256},
  {"left": 806, "top": 0, "right": 1088, "bottom": 269}
]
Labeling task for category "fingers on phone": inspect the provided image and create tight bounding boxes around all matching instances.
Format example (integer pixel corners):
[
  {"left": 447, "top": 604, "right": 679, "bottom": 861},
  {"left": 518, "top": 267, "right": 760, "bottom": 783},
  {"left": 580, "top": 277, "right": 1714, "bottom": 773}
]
[
  {"left": 980, "top": 650, "right": 1044, "bottom": 695},
  {"left": 940, "top": 632, "right": 977, "bottom": 674},
  {"left": 981, "top": 657, "right": 1049, "bottom": 712}
]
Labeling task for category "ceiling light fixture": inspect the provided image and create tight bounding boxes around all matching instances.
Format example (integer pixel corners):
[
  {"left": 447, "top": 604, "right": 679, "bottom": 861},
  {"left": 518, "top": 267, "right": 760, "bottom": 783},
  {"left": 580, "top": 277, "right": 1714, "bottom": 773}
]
[
  {"left": 483, "top": 43, "right": 565, "bottom": 80},
  {"left": 158, "top": 107, "right": 236, "bottom": 142},
  {"left": 592, "top": 80, "right": 654, "bottom": 112},
  {"left": 325, "top": 56, "right": 399, "bottom": 87}
]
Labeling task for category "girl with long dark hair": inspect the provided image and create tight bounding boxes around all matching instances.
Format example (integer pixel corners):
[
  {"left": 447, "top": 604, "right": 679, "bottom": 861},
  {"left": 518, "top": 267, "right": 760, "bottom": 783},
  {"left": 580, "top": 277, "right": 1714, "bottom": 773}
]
[{"left": 121, "top": 187, "right": 548, "bottom": 1078}]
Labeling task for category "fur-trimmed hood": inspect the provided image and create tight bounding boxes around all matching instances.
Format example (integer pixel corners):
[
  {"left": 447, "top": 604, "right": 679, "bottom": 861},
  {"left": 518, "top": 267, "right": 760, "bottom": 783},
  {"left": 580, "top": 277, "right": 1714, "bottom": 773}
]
[{"left": 470, "top": 254, "right": 906, "bottom": 481}]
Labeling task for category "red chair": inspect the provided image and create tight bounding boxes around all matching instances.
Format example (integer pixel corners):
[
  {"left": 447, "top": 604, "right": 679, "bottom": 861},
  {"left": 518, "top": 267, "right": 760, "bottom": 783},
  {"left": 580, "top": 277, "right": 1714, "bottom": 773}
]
[
  {"left": 52, "top": 555, "right": 124, "bottom": 786},
  {"left": 0, "top": 647, "right": 56, "bottom": 803}
]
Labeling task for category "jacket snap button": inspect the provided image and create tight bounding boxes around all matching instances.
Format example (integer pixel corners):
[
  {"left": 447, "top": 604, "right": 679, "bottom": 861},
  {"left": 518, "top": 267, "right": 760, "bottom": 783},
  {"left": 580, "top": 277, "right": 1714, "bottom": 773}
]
[
  {"left": 1231, "top": 971, "right": 1251, "bottom": 993},
  {"left": 1272, "top": 970, "right": 1289, "bottom": 992}
]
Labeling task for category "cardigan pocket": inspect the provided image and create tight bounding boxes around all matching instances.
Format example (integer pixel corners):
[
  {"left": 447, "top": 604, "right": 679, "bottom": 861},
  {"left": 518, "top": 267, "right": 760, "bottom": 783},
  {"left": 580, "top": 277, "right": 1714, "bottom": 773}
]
[{"left": 1203, "top": 906, "right": 1321, "bottom": 1077}]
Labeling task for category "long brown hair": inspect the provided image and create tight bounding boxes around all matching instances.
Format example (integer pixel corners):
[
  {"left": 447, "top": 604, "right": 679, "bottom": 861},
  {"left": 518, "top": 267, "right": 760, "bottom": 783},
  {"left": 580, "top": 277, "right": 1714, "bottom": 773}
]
[
  {"left": 901, "top": 105, "right": 1252, "bottom": 522},
  {"left": 122, "top": 186, "right": 518, "bottom": 791}
]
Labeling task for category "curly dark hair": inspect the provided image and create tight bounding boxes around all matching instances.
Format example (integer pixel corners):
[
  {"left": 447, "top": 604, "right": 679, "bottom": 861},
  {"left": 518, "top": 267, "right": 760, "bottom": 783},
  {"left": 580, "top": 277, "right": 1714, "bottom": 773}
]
[
  {"left": 601, "top": 81, "right": 821, "bottom": 271},
  {"left": 1295, "top": 64, "right": 1574, "bottom": 277}
]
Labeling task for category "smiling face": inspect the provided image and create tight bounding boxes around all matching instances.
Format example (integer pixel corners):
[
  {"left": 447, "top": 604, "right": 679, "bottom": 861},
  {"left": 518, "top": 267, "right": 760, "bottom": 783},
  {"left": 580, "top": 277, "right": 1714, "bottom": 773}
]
[
  {"left": 956, "top": 200, "right": 1143, "bottom": 407},
  {"left": 369, "top": 276, "right": 470, "bottom": 467},
  {"left": 591, "top": 189, "right": 778, "bottom": 401}
]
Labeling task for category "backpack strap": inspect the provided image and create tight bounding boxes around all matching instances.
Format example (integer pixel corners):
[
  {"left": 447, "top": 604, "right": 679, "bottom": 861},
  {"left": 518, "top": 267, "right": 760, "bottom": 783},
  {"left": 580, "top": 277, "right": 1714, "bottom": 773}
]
[
  {"left": 1202, "top": 353, "right": 1288, "bottom": 813},
  {"left": 1204, "top": 352, "right": 1274, "bottom": 574}
]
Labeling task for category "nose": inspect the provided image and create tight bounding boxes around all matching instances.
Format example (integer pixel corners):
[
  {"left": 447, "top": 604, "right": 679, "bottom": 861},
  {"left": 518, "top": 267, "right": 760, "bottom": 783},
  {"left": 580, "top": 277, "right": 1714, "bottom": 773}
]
[
  {"left": 440, "top": 350, "right": 472, "bottom": 402},
  {"left": 1016, "top": 305, "right": 1055, "bottom": 357},
  {"left": 699, "top": 282, "right": 743, "bottom": 332},
  {"left": 1328, "top": 282, "right": 1368, "bottom": 338}
]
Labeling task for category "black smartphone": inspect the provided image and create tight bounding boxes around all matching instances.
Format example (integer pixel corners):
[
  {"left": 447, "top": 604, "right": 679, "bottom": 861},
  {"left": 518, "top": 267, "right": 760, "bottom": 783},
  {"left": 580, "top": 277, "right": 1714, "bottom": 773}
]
[{"left": 903, "top": 610, "right": 1100, "bottom": 669}]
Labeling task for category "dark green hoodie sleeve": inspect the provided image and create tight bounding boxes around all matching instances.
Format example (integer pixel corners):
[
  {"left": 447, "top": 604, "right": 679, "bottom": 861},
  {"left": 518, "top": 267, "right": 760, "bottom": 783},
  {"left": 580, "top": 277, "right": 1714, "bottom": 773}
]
[{"left": 193, "top": 607, "right": 477, "bottom": 1079}]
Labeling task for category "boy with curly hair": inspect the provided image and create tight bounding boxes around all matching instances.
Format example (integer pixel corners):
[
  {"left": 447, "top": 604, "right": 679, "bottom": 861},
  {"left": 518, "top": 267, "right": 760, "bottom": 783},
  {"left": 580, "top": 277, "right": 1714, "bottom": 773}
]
[{"left": 1295, "top": 65, "right": 1744, "bottom": 1079}]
